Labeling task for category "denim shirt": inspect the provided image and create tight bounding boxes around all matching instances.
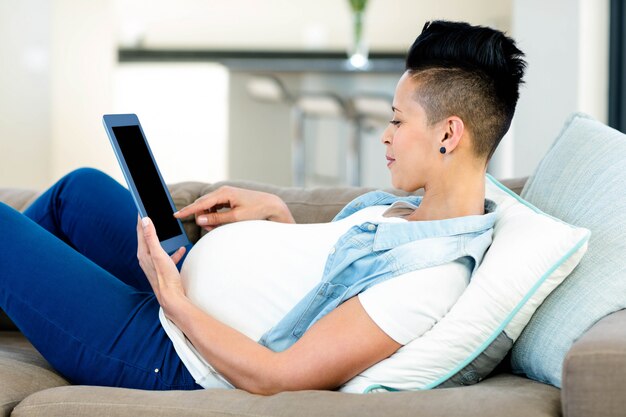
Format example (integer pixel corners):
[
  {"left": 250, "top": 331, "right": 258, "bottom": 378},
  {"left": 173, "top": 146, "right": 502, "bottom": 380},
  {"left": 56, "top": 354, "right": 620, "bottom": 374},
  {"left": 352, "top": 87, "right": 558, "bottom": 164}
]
[{"left": 258, "top": 191, "right": 497, "bottom": 352}]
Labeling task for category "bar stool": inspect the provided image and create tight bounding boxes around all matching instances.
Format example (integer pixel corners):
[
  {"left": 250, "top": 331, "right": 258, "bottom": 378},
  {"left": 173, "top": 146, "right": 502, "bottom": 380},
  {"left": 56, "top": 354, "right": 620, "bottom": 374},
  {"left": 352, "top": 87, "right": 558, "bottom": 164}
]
[
  {"left": 246, "top": 75, "right": 349, "bottom": 187},
  {"left": 346, "top": 93, "right": 393, "bottom": 186}
]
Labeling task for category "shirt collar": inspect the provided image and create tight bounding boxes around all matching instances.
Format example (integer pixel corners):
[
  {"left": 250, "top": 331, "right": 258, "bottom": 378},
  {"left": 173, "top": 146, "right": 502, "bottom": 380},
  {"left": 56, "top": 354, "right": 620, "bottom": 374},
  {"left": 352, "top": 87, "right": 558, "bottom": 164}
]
[{"left": 372, "top": 199, "right": 497, "bottom": 251}]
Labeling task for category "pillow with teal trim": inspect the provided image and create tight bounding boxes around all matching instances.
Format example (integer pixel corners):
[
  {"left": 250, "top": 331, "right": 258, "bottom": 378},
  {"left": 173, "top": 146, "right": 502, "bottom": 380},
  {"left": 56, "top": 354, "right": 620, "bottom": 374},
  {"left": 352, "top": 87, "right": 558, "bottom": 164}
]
[
  {"left": 510, "top": 113, "right": 626, "bottom": 387},
  {"left": 339, "top": 174, "right": 590, "bottom": 393}
]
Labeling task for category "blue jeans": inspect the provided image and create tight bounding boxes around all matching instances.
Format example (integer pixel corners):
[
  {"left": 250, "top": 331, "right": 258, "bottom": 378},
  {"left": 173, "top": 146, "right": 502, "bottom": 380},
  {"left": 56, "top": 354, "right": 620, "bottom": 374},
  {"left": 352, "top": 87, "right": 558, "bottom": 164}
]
[{"left": 0, "top": 168, "right": 201, "bottom": 390}]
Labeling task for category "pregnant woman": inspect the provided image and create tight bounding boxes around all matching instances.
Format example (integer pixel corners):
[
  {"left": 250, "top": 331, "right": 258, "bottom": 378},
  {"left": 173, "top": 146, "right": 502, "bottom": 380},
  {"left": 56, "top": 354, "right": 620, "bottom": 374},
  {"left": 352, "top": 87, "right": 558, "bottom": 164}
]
[{"left": 0, "top": 20, "right": 525, "bottom": 393}]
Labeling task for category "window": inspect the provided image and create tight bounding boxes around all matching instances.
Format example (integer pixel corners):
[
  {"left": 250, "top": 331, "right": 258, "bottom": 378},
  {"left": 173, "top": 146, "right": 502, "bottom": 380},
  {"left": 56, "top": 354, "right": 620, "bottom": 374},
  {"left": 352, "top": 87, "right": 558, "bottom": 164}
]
[{"left": 114, "top": 63, "right": 229, "bottom": 183}]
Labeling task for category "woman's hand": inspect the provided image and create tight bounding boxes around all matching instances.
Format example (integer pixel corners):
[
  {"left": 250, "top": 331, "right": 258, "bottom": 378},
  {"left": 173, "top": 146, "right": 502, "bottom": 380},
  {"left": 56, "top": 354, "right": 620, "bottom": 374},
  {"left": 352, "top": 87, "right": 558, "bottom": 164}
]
[
  {"left": 136, "top": 216, "right": 187, "bottom": 314},
  {"left": 173, "top": 186, "right": 295, "bottom": 232}
]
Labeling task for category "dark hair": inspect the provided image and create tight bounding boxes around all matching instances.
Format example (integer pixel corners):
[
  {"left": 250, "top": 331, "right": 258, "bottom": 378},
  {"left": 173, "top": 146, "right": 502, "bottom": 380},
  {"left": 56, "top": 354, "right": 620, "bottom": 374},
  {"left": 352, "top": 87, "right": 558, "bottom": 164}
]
[{"left": 405, "top": 20, "right": 526, "bottom": 161}]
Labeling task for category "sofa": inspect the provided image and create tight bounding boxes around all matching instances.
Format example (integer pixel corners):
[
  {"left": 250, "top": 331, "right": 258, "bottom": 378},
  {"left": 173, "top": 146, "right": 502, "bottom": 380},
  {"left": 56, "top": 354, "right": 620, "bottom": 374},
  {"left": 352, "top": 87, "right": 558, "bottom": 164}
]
[
  {"left": 1, "top": 171, "right": 625, "bottom": 417},
  {"left": 3, "top": 111, "right": 626, "bottom": 417}
]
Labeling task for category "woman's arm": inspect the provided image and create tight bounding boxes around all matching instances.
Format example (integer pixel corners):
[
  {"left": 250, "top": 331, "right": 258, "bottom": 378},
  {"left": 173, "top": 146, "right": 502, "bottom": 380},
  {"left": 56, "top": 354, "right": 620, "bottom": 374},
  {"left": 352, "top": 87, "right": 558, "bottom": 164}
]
[
  {"left": 168, "top": 294, "right": 401, "bottom": 394},
  {"left": 174, "top": 186, "right": 295, "bottom": 232},
  {"left": 137, "top": 217, "right": 401, "bottom": 394}
]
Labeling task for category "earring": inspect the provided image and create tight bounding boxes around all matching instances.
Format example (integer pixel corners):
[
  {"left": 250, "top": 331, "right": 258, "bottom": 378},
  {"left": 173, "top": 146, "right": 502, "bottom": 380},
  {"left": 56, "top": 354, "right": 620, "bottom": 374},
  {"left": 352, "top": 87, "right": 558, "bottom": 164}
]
[{"left": 439, "top": 147, "right": 446, "bottom": 154}]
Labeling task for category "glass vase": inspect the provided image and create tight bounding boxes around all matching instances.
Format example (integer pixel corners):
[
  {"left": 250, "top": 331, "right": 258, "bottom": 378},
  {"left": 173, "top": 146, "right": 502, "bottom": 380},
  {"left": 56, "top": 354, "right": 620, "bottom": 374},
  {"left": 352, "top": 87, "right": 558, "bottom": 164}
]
[{"left": 348, "top": 9, "right": 369, "bottom": 69}]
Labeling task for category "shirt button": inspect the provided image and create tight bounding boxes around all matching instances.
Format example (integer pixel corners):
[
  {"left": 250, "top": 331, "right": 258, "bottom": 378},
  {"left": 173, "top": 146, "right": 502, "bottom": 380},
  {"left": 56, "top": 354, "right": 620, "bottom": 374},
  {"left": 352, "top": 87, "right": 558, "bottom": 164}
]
[
  {"left": 367, "top": 224, "right": 376, "bottom": 231},
  {"left": 329, "top": 247, "right": 336, "bottom": 254}
]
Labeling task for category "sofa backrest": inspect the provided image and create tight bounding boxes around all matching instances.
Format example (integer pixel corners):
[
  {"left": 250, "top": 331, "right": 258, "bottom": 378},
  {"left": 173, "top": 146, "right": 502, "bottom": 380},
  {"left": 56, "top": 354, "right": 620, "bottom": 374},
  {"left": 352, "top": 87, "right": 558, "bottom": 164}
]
[{"left": 172, "top": 177, "right": 527, "bottom": 243}]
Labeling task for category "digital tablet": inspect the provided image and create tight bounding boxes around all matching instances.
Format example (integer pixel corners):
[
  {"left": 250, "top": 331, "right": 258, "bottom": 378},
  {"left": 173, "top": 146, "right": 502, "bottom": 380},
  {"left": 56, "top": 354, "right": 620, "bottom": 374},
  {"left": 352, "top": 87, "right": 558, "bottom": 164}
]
[{"left": 102, "top": 113, "right": 190, "bottom": 254}]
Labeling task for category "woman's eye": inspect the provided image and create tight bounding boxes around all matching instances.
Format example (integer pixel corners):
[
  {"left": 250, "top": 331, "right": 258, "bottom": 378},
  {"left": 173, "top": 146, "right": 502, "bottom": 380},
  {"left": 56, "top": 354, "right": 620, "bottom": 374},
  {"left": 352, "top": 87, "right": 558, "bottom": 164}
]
[{"left": 389, "top": 120, "right": 401, "bottom": 126}]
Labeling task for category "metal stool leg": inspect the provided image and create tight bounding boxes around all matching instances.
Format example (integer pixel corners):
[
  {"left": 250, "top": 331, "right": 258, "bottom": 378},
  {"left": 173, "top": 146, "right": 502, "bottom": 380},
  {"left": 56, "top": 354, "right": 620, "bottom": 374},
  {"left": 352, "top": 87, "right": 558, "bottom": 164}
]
[
  {"left": 346, "top": 118, "right": 362, "bottom": 186},
  {"left": 291, "top": 107, "right": 306, "bottom": 187}
]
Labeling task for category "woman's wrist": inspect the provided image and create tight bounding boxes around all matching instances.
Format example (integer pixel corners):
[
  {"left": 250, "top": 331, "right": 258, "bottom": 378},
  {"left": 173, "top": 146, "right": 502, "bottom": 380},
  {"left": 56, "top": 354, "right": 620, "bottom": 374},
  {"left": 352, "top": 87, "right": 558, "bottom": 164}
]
[
  {"left": 267, "top": 197, "right": 295, "bottom": 224},
  {"left": 160, "top": 290, "right": 191, "bottom": 322}
]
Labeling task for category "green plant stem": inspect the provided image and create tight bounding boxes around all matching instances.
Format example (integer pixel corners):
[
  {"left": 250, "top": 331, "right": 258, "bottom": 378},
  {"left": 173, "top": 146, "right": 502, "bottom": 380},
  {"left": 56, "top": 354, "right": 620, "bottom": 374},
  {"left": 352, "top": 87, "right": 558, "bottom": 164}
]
[{"left": 349, "top": 0, "right": 368, "bottom": 13}]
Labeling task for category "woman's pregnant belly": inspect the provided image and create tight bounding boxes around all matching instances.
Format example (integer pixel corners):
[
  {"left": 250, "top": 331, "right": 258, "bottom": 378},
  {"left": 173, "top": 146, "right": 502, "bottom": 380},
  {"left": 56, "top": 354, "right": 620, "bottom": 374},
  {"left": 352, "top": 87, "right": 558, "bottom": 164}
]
[{"left": 179, "top": 219, "right": 356, "bottom": 341}]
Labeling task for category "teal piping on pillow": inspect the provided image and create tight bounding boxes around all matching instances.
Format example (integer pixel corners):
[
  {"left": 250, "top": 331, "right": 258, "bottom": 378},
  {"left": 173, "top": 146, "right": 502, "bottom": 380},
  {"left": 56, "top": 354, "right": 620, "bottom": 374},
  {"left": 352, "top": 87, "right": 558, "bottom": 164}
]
[
  {"left": 363, "top": 384, "right": 399, "bottom": 393},
  {"left": 361, "top": 175, "right": 591, "bottom": 393}
]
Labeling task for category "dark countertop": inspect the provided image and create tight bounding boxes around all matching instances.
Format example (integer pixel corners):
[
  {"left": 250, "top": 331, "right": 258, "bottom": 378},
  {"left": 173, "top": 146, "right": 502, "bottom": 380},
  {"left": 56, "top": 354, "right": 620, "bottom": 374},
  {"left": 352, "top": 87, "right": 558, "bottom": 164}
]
[{"left": 118, "top": 48, "right": 406, "bottom": 74}]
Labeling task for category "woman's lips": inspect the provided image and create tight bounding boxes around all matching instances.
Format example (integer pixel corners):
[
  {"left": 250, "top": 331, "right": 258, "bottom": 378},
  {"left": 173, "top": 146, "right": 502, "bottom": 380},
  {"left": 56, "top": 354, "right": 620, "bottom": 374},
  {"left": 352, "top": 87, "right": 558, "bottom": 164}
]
[{"left": 386, "top": 156, "right": 395, "bottom": 167}]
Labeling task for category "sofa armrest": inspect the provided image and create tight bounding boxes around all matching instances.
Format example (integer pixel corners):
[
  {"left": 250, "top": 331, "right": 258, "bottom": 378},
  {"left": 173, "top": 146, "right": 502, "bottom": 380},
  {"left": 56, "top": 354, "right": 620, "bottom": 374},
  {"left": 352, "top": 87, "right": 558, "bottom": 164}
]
[
  {"left": 562, "top": 309, "right": 626, "bottom": 417},
  {"left": 0, "top": 188, "right": 40, "bottom": 211}
]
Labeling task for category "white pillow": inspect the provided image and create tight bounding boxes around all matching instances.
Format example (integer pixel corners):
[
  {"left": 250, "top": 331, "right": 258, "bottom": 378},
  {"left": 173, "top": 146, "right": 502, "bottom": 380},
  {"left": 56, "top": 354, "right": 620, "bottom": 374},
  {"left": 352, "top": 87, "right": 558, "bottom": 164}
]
[{"left": 339, "top": 174, "right": 590, "bottom": 393}]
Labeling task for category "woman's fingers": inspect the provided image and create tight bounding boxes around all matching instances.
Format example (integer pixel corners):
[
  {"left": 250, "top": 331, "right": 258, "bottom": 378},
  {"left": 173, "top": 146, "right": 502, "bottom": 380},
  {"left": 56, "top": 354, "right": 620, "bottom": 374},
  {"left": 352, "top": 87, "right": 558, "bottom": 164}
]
[
  {"left": 174, "top": 187, "right": 234, "bottom": 219},
  {"left": 141, "top": 217, "right": 164, "bottom": 260},
  {"left": 173, "top": 186, "right": 283, "bottom": 228},
  {"left": 140, "top": 217, "right": 186, "bottom": 302},
  {"left": 170, "top": 246, "right": 187, "bottom": 265},
  {"left": 196, "top": 208, "right": 238, "bottom": 227},
  {"left": 136, "top": 216, "right": 160, "bottom": 293},
  {"left": 136, "top": 215, "right": 148, "bottom": 258},
  {"left": 173, "top": 202, "right": 199, "bottom": 219}
]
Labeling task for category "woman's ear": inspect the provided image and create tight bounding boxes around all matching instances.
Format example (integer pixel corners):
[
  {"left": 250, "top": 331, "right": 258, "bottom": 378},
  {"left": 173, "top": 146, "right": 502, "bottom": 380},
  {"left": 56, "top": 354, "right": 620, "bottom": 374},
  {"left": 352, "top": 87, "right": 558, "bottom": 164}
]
[{"left": 440, "top": 116, "right": 464, "bottom": 154}]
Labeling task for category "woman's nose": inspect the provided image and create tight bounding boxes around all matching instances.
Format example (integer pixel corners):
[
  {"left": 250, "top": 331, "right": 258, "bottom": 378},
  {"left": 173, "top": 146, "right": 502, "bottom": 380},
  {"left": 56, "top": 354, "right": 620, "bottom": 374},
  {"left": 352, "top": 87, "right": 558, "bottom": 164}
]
[{"left": 381, "top": 124, "right": 392, "bottom": 144}]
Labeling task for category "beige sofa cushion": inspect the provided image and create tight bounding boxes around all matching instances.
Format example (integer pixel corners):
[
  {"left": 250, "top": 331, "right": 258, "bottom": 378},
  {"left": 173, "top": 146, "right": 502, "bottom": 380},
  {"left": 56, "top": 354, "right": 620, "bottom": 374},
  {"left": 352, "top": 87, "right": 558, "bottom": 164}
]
[
  {"left": 0, "top": 177, "right": 527, "bottom": 243},
  {"left": 0, "top": 332, "right": 69, "bottom": 417},
  {"left": 0, "top": 189, "right": 40, "bottom": 212},
  {"left": 169, "top": 176, "right": 525, "bottom": 236},
  {"left": 11, "top": 373, "right": 558, "bottom": 417}
]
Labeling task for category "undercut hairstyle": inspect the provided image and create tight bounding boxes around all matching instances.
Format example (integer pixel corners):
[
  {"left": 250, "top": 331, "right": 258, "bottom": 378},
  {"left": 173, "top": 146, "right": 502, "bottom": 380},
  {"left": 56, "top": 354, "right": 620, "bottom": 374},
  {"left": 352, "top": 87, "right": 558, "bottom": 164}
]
[{"left": 406, "top": 20, "right": 526, "bottom": 161}]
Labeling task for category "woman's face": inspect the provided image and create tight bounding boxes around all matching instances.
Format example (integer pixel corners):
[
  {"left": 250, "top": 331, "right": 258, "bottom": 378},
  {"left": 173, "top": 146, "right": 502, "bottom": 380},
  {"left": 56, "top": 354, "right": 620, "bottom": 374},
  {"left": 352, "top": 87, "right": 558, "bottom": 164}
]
[{"left": 382, "top": 72, "right": 445, "bottom": 192}]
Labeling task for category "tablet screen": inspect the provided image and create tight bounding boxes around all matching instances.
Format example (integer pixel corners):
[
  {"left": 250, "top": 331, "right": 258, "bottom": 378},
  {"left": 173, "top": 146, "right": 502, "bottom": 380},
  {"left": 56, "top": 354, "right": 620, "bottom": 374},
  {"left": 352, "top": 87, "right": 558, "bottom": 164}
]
[{"left": 113, "top": 125, "right": 181, "bottom": 240}]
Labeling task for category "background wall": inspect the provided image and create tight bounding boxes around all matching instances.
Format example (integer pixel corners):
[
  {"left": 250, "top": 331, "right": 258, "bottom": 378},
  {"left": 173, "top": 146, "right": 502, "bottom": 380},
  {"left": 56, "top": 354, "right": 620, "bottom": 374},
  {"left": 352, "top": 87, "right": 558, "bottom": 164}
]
[
  {"left": 0, "top": 0, "right": 51, "bottom": 189},
  {"left": 114, "top": 0, "right": 511, "bottom": 50},
  {"left": 0, "top": 0, "right": 610, "bottom": 189},
  {"left": 50, "top": 0, "right": 117, "bottom": 184},
  {"left": 0, "top": 0, "right": 511, "bottom": 189},
  {"left": 114, "top": 63, "right": 230, "bottom": 184},
  {"left": 511, "top": 0, "right": 609, "bottom": 178}
]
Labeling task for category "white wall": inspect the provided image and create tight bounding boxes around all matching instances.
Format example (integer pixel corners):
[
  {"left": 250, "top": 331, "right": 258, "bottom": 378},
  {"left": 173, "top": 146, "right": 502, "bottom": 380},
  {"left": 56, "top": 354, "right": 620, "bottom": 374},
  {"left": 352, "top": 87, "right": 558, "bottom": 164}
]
[
  {"left": 2, "top": 0, "right": 511, "bottom": 189},
  {"left": 511, "top": 0, "right": 609, "bottom": 178},
  {"left": 0, "top": 0, "right": 51, "bottom": 189},
  {"left": 50, "top": 0, "right": 118, "bottom": 184},
  {"left": 114, "top": 0, "right": 511, "bottom": 51},
  {"left": 114, "top": 63, "right": 229, "bottom": 184},
  {"left": 0, "top": 0, "right": 117, "bottom": 189},
  {"left": 579, "top": 0, "right": 610, "bottom": 121},
  {"left": 5, "top": 0, "right": 610, "bottom": 187}
]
